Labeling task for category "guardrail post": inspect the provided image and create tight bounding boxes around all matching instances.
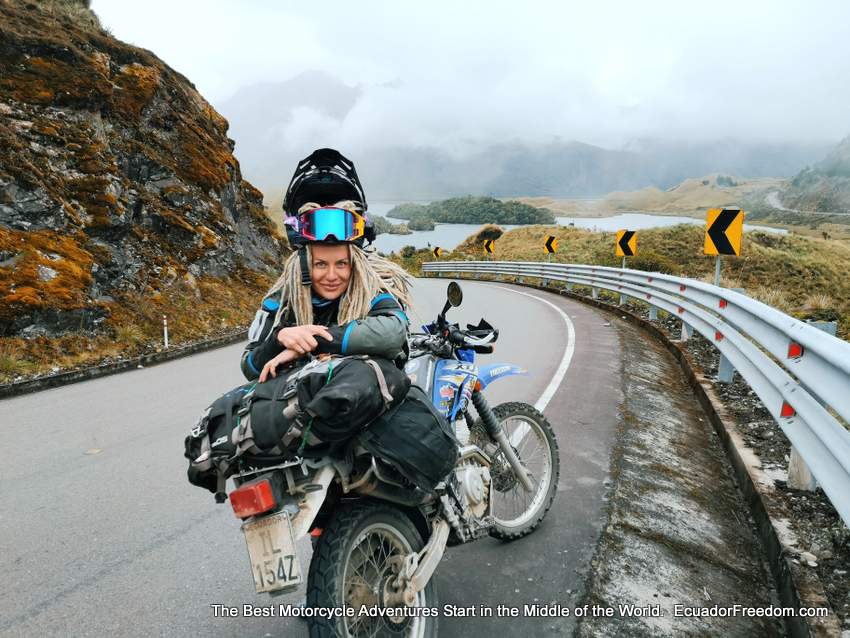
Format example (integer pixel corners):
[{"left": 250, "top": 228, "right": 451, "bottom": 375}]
[
  {"left": 649, "top": 306, "right": 658, "bottom": 321},
  {"left": 619, "top": 293, "right": 626, "bottom": 306},
  {"left": 807, "top": 320, "right": 838, "bottom": 336},
  {"left": 716, "top": 287, "right": 745, "bottom": 382},
  {"left": 680, "top": 322, "right": 693, "bottom": 341},
  {"left": 592, "top": 287, "right": 599, "bottom": 300},
  {"left": 717, "top": 355, "right": 735, "bottom": 382},
  {"left": 566, "top": 283, "right": 573, "bottom": 292},
  {"left": 786, "top": 320, "right": 838, "bottom": 491},
  {"left": 788, "top": 448, "right": 817, "bottom": 492}
]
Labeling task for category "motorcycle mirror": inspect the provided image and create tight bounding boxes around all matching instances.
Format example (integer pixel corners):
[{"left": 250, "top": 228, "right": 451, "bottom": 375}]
[
  {"left": 447, "top": 282, "right": 463, "bottom": 307},
  {"left": 441, "top": 281, "right": 463, "bottom": 318}
]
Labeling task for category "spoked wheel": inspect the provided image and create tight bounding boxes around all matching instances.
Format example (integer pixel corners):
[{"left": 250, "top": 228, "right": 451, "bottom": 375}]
[
  {"left": 306, "top": 501, "right": 438, "bottom": 638},
  {"left": 472, "top": 402, "right": 560, "bottom": 540}
]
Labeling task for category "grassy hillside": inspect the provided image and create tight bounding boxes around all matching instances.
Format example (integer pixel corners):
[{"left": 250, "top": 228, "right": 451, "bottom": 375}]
[{"left": 394, "top": 223, "right": 850, "bottom": 339}]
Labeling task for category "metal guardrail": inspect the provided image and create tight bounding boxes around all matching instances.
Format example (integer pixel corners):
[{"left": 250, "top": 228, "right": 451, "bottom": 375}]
[{"left": 423, "top": 260, "right": 850, "bottom": 528}]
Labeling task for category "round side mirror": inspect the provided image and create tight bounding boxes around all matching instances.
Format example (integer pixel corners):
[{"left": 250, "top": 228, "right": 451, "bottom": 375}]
[{"left": 447, "top": 282, "right": 463, "bottom": 307}]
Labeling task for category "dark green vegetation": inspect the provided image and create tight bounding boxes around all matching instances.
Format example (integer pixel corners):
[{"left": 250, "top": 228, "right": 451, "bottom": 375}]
[
  {"left": 388, "top": 196, "right": 555, "bottom": 225},
  {"left": 371, "top": 215, "right": 410, "bottom": 235}
]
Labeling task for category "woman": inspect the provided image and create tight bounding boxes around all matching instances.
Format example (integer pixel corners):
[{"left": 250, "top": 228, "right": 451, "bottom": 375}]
[{"left": 240, "top": 149, "right": 412, "bottom": 383}]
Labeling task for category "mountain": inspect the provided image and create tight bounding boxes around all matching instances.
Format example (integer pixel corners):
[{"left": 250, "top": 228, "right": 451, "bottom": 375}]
[
  {"left": 216, "top": 74, "right": 830, "bottom": 200},
  {"left": 0, "top": 0, "right": 285, "bottom": 378},
  {"left": 219, "top": 71, "right": 361, "bottom": 193},
  {"left": 780, "top": 135, "right": 850, "bottom": 213}
]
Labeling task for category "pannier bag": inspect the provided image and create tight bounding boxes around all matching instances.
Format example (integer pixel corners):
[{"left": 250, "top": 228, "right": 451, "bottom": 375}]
[
  {"left": 184, "top": 355, "right": 410, "bottom": 495},
  {"left": 358, "top": 385, "right": 460, "bottom": 492}
]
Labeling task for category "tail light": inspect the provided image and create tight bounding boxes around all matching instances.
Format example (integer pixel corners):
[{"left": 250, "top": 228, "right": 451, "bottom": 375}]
[{"left": 230, "top": 478, "right": 276, "bottom": 519}]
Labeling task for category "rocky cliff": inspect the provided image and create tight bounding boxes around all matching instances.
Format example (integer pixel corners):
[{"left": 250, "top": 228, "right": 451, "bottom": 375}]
[{"left": 0, "top": 0, "right": 286, "bottom": 380}]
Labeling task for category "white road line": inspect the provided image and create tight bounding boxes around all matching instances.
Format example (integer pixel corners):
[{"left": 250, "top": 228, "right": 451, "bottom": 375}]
[{"left": 493, "top": 285, "right": 576, "bottom": 414}]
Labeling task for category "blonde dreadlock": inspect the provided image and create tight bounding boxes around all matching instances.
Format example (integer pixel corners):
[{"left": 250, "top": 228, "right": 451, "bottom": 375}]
[{"left": 267, "top": 202, "right": 413, "bottom": 326}]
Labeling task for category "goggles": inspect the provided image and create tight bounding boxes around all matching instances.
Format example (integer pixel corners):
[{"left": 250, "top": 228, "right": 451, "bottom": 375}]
[{"left": 294, "top": 207, "right": 366, "bottom": 242}]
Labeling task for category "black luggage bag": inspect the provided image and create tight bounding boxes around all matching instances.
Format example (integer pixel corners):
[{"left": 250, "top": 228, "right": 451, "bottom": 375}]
[
  {"left": 358, "top": 385, "right": 460, "bottom": 492},
  {"left": 184, "top": 355, "right": 410, "bottom": 495}
]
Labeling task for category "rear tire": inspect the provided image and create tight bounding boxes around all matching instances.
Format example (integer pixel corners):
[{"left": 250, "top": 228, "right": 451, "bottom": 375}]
[
  {"left": 306, "top": 501, "right": 438, "bottom": 638},
  {"left": 471, "top": 402, "right": 560, "bottom": 540}
]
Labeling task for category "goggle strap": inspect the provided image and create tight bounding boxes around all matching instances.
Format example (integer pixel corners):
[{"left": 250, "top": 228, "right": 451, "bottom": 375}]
[{"left": 299, "top": 248, "right": 311, "bottom": 286}]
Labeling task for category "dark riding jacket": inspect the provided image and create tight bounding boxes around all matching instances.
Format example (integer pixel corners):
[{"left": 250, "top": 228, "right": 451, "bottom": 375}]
[{"left": 240, "top": 290, "right": 410, "bottom": 381}]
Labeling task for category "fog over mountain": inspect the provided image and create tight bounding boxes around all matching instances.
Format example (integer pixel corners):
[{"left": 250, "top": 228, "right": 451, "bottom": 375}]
[
  {"left": 92, "top": 0, "right": 850, "bottom": 200},
  {"left": 219, "top": 72, "right": 831, "bottom": 199}
]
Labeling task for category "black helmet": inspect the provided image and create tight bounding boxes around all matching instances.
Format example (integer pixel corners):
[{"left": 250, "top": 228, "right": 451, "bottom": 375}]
[
  {"left": 283, "top": 148, "right": 367, "bottom": 214},
  {"left": 282, "top": 149, "right": 375, "bottom": 284}
]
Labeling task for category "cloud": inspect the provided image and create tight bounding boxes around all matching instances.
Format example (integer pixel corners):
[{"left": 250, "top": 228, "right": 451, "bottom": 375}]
[{"left": 92, "top": 0, "right": 850, "bottom": 154}]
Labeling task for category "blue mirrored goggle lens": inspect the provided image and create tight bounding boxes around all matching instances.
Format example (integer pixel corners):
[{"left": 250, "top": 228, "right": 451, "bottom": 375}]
[{"left": 303, "top": 208, "right": 354, "bottom": 241}]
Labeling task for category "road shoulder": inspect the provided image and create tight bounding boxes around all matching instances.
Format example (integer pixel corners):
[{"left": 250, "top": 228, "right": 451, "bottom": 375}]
[{"left": 576, "top": 319, "right": 783, "bottom": 637}]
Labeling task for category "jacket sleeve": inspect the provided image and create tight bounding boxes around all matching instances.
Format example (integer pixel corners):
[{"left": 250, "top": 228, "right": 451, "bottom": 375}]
[
  {"left": 240, "top": 295, "right": 285, "bottom": 380},
  {"left": 314, "top": 292, "right": 410, "bottom": 360}
]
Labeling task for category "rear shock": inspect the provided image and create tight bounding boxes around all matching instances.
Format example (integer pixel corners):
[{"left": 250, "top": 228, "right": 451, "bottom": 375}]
[{"left": 471, "top": 390, "right": 534, "bottom": 492}]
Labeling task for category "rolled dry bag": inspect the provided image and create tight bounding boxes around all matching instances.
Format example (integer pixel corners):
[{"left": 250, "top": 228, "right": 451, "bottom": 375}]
[
  {"left": 295, "top": 355, "right": 410, "bottom": 442},
  {"left": 185, "top": 355, "right": 410, "bottom": 494},
  {"left": 358, "top": 385, "right": 460, "bottom": 492}
]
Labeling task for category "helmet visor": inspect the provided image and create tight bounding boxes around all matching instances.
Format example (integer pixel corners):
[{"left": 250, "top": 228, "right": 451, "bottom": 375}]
[{"left": 298, "top": 207, "right": 365, "bottom": 242}]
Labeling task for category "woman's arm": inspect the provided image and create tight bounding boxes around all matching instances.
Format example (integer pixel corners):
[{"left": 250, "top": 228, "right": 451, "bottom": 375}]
[
  {"left": 314, "top": 293, "right": 409, "bottom": 359},
  {"left": 240, "top": 295, "right": 285, "bottom": 380}
]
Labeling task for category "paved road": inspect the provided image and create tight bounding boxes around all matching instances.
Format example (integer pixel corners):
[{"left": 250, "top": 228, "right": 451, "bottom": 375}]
[{"left": 0, "top": 279, "right": 623, "bottom": 637}]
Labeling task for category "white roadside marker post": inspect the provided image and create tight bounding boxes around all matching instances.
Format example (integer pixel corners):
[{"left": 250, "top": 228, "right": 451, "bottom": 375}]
[{"left": 163, "top": 315, "right": 169, "bottom": 349}]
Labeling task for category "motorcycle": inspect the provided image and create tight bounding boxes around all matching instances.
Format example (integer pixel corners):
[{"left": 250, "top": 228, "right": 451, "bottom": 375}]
[{"left": 226, "top": 281, "right": 560, "bottom": 637}]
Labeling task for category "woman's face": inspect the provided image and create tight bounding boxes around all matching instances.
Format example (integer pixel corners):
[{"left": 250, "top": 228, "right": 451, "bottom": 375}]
[{"left": 310, "top": 243, "right": 352, "bottom": 300}]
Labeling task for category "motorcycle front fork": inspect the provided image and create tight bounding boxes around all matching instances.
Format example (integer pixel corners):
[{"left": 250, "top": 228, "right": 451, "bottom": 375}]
[{"left": 470, "top": 390, "right": 534, "bottom": 492}]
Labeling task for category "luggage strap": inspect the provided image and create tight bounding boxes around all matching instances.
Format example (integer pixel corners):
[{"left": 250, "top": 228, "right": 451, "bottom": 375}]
[
  {"left": 297, "top": 361, "right": 335, "bottom": 453},
  {"left": 364, "top": 359, "right": 395, "bottom": 409},
  {"left": 231, "top": 383, "right": 263, "bottom": 456}
]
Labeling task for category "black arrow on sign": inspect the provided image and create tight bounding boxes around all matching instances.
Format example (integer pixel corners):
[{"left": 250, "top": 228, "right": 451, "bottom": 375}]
[
  {"left": 708, "top": 209, "right": 738, "bottom": 255},
  {"left": 617, "top": 231, "right": 635, "bottom": 256},
  {"left": 545, "top": 236, "right": 557, "bottom": 253}
]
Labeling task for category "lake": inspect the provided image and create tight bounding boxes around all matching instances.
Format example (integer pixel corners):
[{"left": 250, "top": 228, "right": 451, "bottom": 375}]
[{"left": 367, "top": 203, "right": 787, "bottom": 253}]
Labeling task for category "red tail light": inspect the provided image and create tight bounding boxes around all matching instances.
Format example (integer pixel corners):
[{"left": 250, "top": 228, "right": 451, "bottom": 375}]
[{"left": 230, "top": 479, "right": 276, "bottom": 519}]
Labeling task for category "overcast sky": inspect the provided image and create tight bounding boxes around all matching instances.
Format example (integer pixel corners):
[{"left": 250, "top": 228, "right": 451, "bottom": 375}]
[{"left": 91, "top": 0, "right": 850, "bottom": 153}]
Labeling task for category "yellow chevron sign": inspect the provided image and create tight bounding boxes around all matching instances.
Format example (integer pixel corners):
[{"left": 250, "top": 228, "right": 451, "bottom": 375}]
[
  {"left": 432, "top": 247, "right": 442, "bottom": 258},
  {"left": 704, "top": 208, "right": 744, "bottom": 256},
  {"left": 544, "top": 236, "right": 558, "bottom": 253},
  {"left": 615, "top": 230, "right": 637, "bottom": 257},
  {"left": 483, "top": 239, "right": 495, "bottom": 254}
]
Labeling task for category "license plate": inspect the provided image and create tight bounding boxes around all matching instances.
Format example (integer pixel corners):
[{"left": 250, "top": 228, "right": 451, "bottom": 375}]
[{"left": 242, "top": 511, "right": 302, "bottom": 594}]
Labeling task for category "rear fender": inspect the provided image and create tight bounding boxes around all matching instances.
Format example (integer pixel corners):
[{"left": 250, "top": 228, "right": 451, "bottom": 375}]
[
  {"left": 288, "top": 465, "right": 335, "bottom": 539},
  {"left": 476, "top": 362, "right": 528, "bottom": 390}
]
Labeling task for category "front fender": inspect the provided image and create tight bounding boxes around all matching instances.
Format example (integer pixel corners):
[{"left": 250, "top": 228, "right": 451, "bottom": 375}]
[{"left": 476, "top": 362, "right": 528, "bottom": 390}]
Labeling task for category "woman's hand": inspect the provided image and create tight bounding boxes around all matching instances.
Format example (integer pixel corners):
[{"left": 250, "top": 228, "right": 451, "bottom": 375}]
[
  {"left": 276, "top": 324, "right": 333, "bottom": 355},
  {"left": 259, "top": 349, "right": 299, "bottom": 383}
]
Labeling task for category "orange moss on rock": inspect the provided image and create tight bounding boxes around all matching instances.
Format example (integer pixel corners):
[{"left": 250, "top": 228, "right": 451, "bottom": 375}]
[
  {"left": 0, "top": 55, "right": 112, "bottom": 107},
  {"left": 176, "top": 120, "right": 238, "bottom": 192},
  {"left": 0, "top": 227, "right": 94, "bottom": 321},
  {"left": 66, "top": 175, "right": 116, "bottom": 224},
  {"left": 157, "top": 209, "right": 196, "bottom": 234},
  {"left": 112, "top": 63, "right": 161, "bottom": 119}
]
